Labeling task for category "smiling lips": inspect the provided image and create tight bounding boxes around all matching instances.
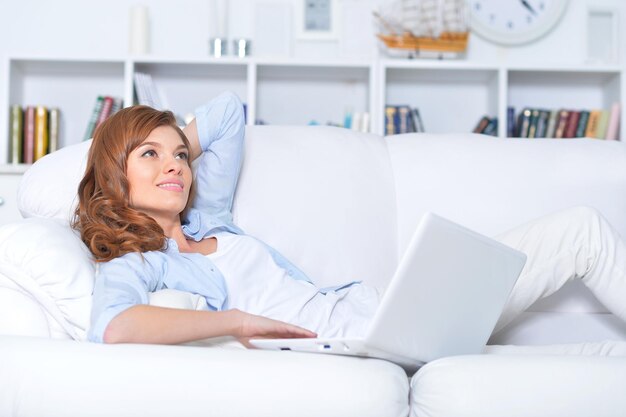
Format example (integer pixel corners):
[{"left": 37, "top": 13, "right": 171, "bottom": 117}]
[{"left": 157, "top": 179, "right": 184, "bottom": 192}]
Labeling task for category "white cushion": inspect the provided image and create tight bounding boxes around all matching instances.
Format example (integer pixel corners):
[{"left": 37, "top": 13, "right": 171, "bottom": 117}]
[
  {"left": 387, "top": 134, "right": 626, "bottom": 314},
  {"left": 0, "top": 218, "right": 95, "bottom": 340},
  {"left": 234, "top": 126, "right": 397, "bottom": 289},
  {"left": 0, "top": 335, "right": 409, "bottom": 417},
  {"left": 18, "top": 140, "right": 91, "bottom": 222},
  {"left": 410, "top": 353, "right": 626, "bottom": 417}
]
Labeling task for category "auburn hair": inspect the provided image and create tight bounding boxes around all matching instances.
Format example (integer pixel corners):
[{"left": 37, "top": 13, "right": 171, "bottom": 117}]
[{"left": 72, "top": 106, "right": 194, "bottom": 262}]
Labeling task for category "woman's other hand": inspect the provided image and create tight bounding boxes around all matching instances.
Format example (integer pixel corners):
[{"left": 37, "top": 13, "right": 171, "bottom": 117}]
[{"left": 232, "top": 309, "right": 317, "bottom": 348}]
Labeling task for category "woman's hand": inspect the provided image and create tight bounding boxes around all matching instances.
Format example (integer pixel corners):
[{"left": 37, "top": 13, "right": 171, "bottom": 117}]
[{"left": 232, "top": 309, "right": 317, "bottom": 348}]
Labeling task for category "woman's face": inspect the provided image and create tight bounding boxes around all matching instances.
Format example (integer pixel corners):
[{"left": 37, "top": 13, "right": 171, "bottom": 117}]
[{"left": 126, "top": 125, "right": 193, "bottom": 221}]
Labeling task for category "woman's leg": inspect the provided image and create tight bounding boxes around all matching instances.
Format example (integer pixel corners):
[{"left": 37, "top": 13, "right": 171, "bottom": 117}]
[{"left": 493, "top": 206, "right": 626, "bottom": 333}]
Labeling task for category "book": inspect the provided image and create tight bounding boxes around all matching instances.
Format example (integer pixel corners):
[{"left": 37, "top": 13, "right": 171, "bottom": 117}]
[
  {"left": 96, "top": 96, "right": 114, "bottom": 128},
  {"left": 385, "top": 106, "right": 396, "bottom": 136},
  {"left": 545, "top": 110, "right": 559, "bottom": 138},
  {"left": 398, "top": 106, "right": 410, "bottom": 133},
  {"left": 134, "top": 72, "right": 163, "bottom": 109},
  {"left": 473, "top": 116, "right": 490, "bottom": 133},
  {"left": 48, "top": 108, "right": 60, "bottom": 153},
  {"left": 554, "top": 110, "right": 569, "bottom": 138},
  {"left": 482, "top": 118, "right": 498, "bottom": 136},
  {"left": 575, "top": 110, "right": 590, "bottom": 137},
  {"left": 411, "top": 108, "right": 425, "bottom": 133},
  {"left": 349, "top": 112, "right": 358, "bottom": 130},
  {"left": 23, "top": 106, "right": 36, "bottom": 164},
  {"left": 84, "top": 96, "right": 104, "bottom": 141},
  {"left": 34, "top": 106, "right": 48, "bottom": 161},
  {"left": 361, "top": 112, "right": 370, "bottom": 133},
  {"left": 535, "top": 110, "right": 550, "bottom": 138},
  {"left": 518, "top": 108, "right": 532, "bottom": 137},
  {"left": 584, "top": 110, "right": 601, "bottom": 138},
  {"left": 9, "top": 105, "right": 23, "bottom": 164},
  {"left": 506, "top": 107, "right": 515, "bottom": 137},
  {"left": 110, "top": 97, "right": 123, "bottom": 116},
  {"left": 527, "top": 109, "right": 540, "bottom": 138},
  {"left": 596, "top": 110, "right": 610, "bottom": 139},
  {"left": 563, "top": 111, "right": 580, "bottom": 138},
  {"left": 606, "top": 102, "right": 621, "bottom": 140}
]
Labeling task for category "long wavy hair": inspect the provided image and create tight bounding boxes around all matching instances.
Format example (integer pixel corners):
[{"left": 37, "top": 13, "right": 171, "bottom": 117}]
[{"left": 72, "top": 106, "right": 195, "bottom": 262}]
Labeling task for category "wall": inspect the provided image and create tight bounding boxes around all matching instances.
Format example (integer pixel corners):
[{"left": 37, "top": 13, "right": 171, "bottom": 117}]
[{"left": 0, "top": 0, "right": 624, "bottom": 109}]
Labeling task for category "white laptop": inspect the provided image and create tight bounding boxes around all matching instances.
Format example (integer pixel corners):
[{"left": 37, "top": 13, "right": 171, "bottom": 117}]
[{"left": 250, "top": 212, "right": 527, "bottom": 371}]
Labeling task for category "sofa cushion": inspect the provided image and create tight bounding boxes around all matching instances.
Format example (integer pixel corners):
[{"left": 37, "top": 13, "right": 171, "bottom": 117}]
[
  {"left": 234, "top": 126, "right": 397, "bottom": 289},
  {"left": 410, "top": 351, "right": 626, "bottom": 417},
  {"left": 0, "top": 218, "right": 95, "bottom": 340},
  {"left": 0, "top": 219, "right": 208, "bottom": 341},
  {"left": 18, "top": 140, "right": 91, "bottom": 222},
  {"left": 387, "top": 134, "right": 626, "bottom": 315},
  {"left": 0, "top": 335, "right": 410, "bottom": 417}
]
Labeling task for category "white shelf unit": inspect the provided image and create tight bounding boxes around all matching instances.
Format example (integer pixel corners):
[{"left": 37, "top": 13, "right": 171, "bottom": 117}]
[
  {"left": 255, "top": 60, "right": 373, "bottom": 129},
  {"left": 507, "top": 67, "right": 622, "bottom": 135},
  {"left": 132, "top": 58, "right": 251, "bottom": 123},
  {"left": 2, "top": 56, "right": 625, "bottom": 168},
  {"left": 2, "top": 57, "right": 126, "bottom": 164},
  {"left": 380, "top": 60, "right": 501, "bottom": 136}
]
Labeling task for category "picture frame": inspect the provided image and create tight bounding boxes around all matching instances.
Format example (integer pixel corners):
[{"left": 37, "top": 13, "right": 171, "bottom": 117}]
[
  {"left": 295, "top": 0, "right": 340, "bottom": 41},
  {"left": 585, "top": 6, "right": 620, "bottom": 64}
]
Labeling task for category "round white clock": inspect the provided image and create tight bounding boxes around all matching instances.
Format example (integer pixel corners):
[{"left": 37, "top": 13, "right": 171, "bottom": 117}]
[{"left": 470, "top": 0, "right": 568, "bottom": 45}]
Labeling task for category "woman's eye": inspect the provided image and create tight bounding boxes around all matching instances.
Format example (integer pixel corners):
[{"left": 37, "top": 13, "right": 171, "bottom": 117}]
[
  {"left": 176, "top": 152, "right": 189, "bottom": 160},
  {"left": 141, "top": 150, "right": 157, "bottom": 157}
]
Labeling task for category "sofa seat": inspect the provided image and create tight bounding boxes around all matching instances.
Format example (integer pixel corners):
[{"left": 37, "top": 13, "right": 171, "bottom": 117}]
[
  {"left": 0, "top": 335, "right": 409, "bottom": 417},
  {"left": 411, "top": 351, "right": 626, "bottom": 417}
]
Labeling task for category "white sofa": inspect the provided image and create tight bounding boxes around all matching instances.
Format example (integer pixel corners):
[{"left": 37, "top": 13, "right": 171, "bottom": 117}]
[{"left": 2, "top": 126, "right": 626, "bottom": 417}]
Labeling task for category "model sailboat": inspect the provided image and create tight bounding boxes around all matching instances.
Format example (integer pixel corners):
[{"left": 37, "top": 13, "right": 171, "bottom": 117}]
[{"left": 375, "top": 0, "right": 469, "bottom": 57}]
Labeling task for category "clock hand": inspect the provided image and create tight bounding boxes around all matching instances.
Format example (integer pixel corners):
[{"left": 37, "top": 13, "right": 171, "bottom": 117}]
[{"left": 520, "top": 0, "right": 538, "bottom": 16}]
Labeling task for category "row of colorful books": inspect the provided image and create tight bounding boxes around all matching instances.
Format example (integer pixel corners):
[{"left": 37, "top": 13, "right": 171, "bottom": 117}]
[
  {"left": 385, "top": 105, "right": 425, "bottom": 135},
  {"left": 473, "top": 116, "right": 498, "bottom": 136},
  {"left": 9, "top": 105, "right": 60, "bottom": 164},
  {"left": 84, "top": 96, "right": 123, "bottom": 141},
  {"left": 507, "top": 103, "right": 621, "bottom": 139}
]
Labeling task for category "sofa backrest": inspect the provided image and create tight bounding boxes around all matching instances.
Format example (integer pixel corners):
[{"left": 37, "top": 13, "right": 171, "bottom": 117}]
[
  {"left": 234, "top": 126, "right": 397, "bottom": 290},
  {"left": 386, "top": 133, "right": 626, "bottom": 258},
  {"left": 387, "top": 133, "right": 626, "bottom": 313},
  {"left": 17, "top": 127, "right": 626, "bottom": 304}
]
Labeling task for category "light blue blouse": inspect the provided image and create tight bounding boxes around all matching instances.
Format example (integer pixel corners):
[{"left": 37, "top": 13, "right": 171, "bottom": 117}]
[{"left": 88, "top": 92, "right": 354, "bottom": 343}]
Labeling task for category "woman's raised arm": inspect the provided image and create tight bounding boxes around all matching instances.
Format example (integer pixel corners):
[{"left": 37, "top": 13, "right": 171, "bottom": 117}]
[{"left": 182, "top": 92, "right": 245, "bottom": 222}]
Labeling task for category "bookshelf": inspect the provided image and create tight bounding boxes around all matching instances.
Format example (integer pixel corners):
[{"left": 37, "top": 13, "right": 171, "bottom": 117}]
[
  {"left": 3, "top": 58, "right": 126, "bottom": 164},
  {"left": 256, "top": 61, "right": 372, "bottom": 127},
  {"left": 381, "top": 61, "right": 500, "bottom": 135},
  {"left": 132, "top": 58, "right": 250, "bottom": 122},
  {"left": 1, "top": 55, "right": 625, "bottom": 166}
]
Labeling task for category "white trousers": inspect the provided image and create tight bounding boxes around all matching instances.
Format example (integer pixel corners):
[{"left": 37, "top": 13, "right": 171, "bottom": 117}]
[{"left": 493, "top": 206, "right": 626, "bottom": 333}]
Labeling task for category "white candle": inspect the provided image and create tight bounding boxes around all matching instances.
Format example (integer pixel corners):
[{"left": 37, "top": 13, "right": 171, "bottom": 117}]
[
  {"left": 215, "top": 0, "right": 228, "bottom": 38},
  {"left": 129, "top": 5, "right": 149, "bottom": 54}
]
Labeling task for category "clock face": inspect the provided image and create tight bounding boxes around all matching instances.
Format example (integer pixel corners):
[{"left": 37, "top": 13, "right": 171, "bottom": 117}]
[{"left": 470, "top": 0, "right": 568, "bottom": 45}]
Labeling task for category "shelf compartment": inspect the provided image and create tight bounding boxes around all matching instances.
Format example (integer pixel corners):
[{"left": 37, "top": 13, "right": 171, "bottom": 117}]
[
  {"left": 133, "top": 61, "right": 249, "bottom": 121},
  {"left": 6, "top": 58, "right": 125, "bottom": 162},
  {"left": 508, "top": 70, "right": 621, "bottom": 113},
  {"left": 256, "top": 64, "right": 371, "bottom": 127},
  {"left": 384, "top": 67, "right": 499, "bottom": 135}
]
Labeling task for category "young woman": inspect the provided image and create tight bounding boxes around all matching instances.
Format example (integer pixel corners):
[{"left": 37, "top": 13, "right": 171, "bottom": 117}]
[{"left": 74, "top": 92, "right": 626, "bottom": 345}]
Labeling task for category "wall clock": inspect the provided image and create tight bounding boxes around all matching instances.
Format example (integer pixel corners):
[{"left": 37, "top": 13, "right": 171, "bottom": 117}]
[{"left": 469, "top": 0, "right": 568, "bottom": 45}]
